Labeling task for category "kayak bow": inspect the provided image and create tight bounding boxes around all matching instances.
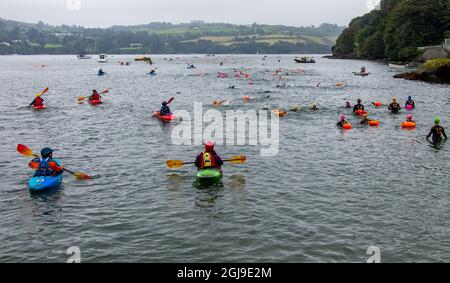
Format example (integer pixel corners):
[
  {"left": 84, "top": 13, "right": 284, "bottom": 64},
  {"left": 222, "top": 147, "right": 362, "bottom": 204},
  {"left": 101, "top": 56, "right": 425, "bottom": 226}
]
[{"left": 28, "top": 159, "right": 63, "bottom": 192}]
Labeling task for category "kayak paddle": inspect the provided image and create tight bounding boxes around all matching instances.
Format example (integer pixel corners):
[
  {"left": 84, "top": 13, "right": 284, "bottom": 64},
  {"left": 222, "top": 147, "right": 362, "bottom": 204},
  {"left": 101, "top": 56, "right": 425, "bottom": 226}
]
[
  {"left": 167, "top": 155, "right": 246, "bottom": 169},
  {"left": 16, "top": 144, "right": 92, "bottom": 180},
  {"left": 40, "top": 87, "right": 49, "bottom": 96},
  {"left": 77, "top": 89, "right": 110, "bottom": 101}
]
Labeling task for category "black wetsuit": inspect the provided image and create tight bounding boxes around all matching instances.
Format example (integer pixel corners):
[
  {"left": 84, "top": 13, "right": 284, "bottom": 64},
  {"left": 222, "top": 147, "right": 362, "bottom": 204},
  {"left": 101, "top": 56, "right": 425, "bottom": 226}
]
[
  {"left": 353, "top": 104, "right": 364, "bottom": 113},
  {"left": 427, "top": 125, "right": 447, "bottom": 144},
  {"left": 388, "top": 102, "right": 401, "bottom": 114},
  {"left": 337, "top": 120, "right": 348, "bottom": 127},
  {"left": 360, "top": 118, "right": 370, "bottom": 125},
  {"left": 405, "top": 100, "right": 415, "bottom": 109}
]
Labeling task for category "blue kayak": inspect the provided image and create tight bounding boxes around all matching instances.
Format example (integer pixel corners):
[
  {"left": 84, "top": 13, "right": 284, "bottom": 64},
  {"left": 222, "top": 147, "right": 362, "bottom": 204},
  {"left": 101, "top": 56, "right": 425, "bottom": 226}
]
[{"left": 28, "top": 159, "right": 63, "bottom": 192}]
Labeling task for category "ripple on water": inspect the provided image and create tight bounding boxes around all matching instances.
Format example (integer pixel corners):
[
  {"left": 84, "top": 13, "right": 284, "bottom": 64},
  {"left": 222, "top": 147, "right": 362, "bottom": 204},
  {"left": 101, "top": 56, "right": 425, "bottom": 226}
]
[{"left": 0, "top": 55, "right": 448, "bottom": 262}]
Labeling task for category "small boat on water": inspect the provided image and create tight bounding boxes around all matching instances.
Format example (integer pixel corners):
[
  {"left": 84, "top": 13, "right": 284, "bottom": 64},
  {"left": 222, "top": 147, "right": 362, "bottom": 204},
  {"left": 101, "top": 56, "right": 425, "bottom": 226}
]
[
  {"left": 295, "top": 57, "right": 316, "bottom": 63},
  {"left": 135, "top": 56, "right": 153, "bottom": 64},
  {"left": 77, "top": 54, "right": 92, "bottom": 59},
  {"left": 98, "top": 54, "right": 108, "bottom": 63},
  {"left": 353, "top": 72, "right": 371, "bottom": 76},
  {"left": 389, "top": 63, "right": 408, "bottom": 69}
]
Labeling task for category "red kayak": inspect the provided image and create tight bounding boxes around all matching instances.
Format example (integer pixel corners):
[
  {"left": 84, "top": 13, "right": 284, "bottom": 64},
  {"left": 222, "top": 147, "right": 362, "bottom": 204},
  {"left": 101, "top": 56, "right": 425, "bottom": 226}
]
[
  {"left": 89, "top": 99, "right": 103, "bottom": 105},
  {"left": 153, "top": 111, "right": 176, "bottom": 122},
  {"left": 32, "top": 105, "right": 46, "bottom": 110}
]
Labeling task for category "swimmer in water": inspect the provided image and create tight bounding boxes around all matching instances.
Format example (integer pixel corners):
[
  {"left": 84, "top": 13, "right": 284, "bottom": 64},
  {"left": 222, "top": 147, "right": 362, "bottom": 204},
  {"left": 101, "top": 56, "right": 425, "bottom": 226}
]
[
  {"left": 353, "top": 99, "right": 364, "bottom": 113},
  {"left": 337, "top": 115, "right": 349, "bottom": 128},
  {"left": 345, "top": 101, "right": 351, "bottom": 109},
  {"left": 388, "top": 97, "right": 401, "bottom": 114},
  {"left": 426, "top": 117, "right": 447, "bottom": 144}
]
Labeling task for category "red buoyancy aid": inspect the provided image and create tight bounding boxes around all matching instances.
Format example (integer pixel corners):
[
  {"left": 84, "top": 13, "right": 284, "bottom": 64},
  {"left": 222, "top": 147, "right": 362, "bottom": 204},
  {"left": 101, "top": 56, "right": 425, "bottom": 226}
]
[
  {"left": 34, "top": 97, "right": 44, "bottom": 106},
  {"left": 90, "top": 93, "right": 101, "bottom": 101},
  {"left": 199, "top": 151, "right": 218, "bottom": 169}
]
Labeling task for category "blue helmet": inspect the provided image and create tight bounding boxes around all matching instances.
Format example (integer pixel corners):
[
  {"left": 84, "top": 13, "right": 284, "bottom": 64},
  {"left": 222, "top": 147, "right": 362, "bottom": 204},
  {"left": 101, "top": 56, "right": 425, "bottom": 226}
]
[{"left": 41, "top": 147, "right": 54, "bottom": 158}]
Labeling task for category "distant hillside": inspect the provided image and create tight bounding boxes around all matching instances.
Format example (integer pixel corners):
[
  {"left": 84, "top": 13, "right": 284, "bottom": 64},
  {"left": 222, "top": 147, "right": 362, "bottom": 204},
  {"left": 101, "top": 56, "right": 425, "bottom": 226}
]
[
  {"left": 0, "top": 18, "right": 344, "bottom": 55},
  {"left": 332, "top": 0, "right": 450, "bottom": 61}
]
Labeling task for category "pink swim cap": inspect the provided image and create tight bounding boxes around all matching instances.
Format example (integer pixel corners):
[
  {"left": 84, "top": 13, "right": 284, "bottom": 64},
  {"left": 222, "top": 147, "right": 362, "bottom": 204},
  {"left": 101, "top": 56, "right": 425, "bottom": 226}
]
[
  {"left": 407, "top": 114, "right": 412, "bottom": 121},
  {"left": 340, "top": 115, "right": 346, "bottom": 121}
]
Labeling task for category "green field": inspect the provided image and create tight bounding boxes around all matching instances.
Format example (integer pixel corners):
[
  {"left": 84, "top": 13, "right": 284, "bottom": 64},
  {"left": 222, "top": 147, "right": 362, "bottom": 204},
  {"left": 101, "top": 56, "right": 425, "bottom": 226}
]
[
  {"left": 182, "top": 34, "right": 311, "bottom": 46},
  {"left": 44, "top": 43, "right": 63, "bottom": 48}
]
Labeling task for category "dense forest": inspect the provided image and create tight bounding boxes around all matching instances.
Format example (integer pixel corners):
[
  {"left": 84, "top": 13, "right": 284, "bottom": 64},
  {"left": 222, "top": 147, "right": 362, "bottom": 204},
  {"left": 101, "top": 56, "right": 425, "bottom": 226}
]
[
  {"left": 0, "top": 19, "right": 344, "bottom": 55},
  {"left": 332, "top": 0, "right": 450, "bottom": 61}
]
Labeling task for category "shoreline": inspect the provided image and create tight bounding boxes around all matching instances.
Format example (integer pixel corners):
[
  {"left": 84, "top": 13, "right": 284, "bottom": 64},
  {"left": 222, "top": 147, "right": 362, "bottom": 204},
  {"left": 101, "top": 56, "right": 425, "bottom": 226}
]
[{"left": 326, "top": 55, "right": 450, "bottom": 84}]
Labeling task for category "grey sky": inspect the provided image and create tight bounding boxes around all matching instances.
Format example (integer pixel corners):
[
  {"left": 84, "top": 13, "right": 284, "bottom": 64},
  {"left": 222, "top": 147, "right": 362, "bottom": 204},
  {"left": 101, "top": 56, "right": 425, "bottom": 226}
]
[{"left": 0, "top": 0, "right": 374, "bottom": 28}]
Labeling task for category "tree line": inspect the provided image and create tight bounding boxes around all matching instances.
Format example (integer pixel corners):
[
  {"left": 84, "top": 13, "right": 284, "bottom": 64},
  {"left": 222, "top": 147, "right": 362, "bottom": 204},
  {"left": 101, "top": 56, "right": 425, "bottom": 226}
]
[
  {"left": 0, "top": 20, "right": 343, "bottom": 55},
  {"left": 332, "top": 0, "right": 450, "bottom": 61}
]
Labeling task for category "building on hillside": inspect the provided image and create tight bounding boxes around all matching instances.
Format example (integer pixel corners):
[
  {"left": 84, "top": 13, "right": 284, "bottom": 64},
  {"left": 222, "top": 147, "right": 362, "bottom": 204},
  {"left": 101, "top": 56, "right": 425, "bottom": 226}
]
[
  {"left": 1, "top": 42, "right": 11, "bottom": 46},
  {"left": 417, "top": 39, "right": 450, "bottom": 61},
  {"left": 130, "top": 43, "right": 143, "bottom": 49},
  {"left": 444, "top": 39, "right": 450, "bottom": 52},
  {"left": 52, "top": 32, "right": 74, "bottom": 38}
]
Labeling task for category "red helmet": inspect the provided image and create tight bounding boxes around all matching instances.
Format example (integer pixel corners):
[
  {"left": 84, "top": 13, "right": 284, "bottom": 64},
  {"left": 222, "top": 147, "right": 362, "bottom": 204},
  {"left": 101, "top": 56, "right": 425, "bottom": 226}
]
[{"left": 205, "top": 141, "right": 214, "bottom": 151}]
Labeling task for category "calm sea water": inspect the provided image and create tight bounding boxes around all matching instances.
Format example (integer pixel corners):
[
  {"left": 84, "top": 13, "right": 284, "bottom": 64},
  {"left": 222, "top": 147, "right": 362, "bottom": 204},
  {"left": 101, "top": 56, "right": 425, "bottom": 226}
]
[{"left": 0, "top": 54, "right": 448, "bottom": 263}]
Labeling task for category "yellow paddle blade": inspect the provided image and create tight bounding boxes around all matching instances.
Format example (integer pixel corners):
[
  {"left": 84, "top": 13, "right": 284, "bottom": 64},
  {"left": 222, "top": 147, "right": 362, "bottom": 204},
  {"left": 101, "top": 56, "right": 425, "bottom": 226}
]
[
  {"left": 226, "top": 155, "right": 247, "bottom": 164},
  {"left": 74, "top": 172, "right": 92, "bottom": 180},
  {"left": 166, "top": 160, "right": 185, "bottom": 168},
  {"left": 17, "top": 144, "right": 35, "bottom": 157},
  {"left": 77, "top": 96, "right": 86, "bottom": 101},
  {"left": 41, "top": 87, "right": 49, "bottom": 95}
]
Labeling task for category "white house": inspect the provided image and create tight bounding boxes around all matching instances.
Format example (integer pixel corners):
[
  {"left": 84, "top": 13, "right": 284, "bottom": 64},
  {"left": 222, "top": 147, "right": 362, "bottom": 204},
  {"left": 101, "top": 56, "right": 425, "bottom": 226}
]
[{"left": 130, "top": 43, "right": 143, "bottom": 49}]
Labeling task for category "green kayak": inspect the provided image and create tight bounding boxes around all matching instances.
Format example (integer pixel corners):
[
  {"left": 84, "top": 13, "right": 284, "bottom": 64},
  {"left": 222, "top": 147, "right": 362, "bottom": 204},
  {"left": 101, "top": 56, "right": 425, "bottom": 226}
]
[{"left": 195, "top": 168, "right": 222, "bottom": 187}]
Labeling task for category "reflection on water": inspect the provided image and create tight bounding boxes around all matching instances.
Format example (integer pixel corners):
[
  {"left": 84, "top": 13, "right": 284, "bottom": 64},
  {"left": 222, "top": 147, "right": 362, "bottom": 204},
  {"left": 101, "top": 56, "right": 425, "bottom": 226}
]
[
  {"left": 194, "top": 183, "right": 224, "bottom": 209},
  {"left": 228, "top": 175, "right": 246, "bottom": 191},
  {"left": 166, "top": 173, "right": 185, "bottom": 190},
  {"left": 429, "top": 140, "right": 446, "bottom": 151}
]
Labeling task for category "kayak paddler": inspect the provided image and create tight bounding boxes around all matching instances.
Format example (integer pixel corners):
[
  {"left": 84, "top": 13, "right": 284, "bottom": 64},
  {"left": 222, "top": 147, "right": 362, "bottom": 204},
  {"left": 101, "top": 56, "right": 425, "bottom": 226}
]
[
  {"left": 405, "top": 96, "right": 415, "bottom": 109},
  {"left": 426, "top": 117, "right": 447, "bottom": 144},
  {"left": 98, "top": 69, "right": 105, "bottom": 76},
  {"left": 30, "top": 93, "right": 44, "bottom": 107},
  {"left": 28, "top": 147, "right": 63, "bottom": 177},
  {"left": 388, "top": 97, "right": 401, "bottom": 114},
  {"left": 353, "top": 99, "right": 364, "bottom": 113},
  {"left": 195, "top": 141, "right": 223, "bottom": 170},
  {"left": 88, "top": 89, "right": 102, "bottom": 102},
  {"left": 159, "top": 101, "right": 171, "bottom": 116},
  {"left": 337, "top": 115, "right": 349, "bottom": 128}
]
